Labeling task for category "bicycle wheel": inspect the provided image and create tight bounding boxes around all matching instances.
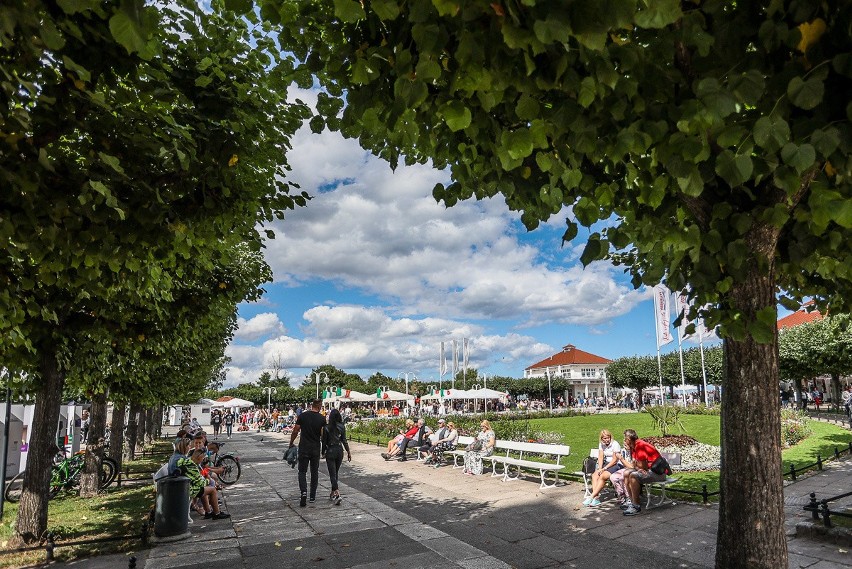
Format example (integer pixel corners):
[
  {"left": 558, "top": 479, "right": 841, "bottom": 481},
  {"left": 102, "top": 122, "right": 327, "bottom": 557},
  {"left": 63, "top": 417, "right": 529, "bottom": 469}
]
[
  {"left": 49, "top": 466, "right": 64, "bottom": 499},
  {"left": 99, "top": 457, "right": 118, "bottom": 488},
  {"left": 215, "top": 455, "right": 240, "bottom": 485},
  {"left": 4, "top": 470, "right": 25, "bottom": 503}
]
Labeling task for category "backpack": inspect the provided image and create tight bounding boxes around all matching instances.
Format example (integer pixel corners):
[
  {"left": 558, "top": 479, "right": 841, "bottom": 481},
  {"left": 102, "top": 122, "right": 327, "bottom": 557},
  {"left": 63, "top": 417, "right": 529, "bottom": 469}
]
[{"left": 582, "top": 456, "right": 598, "bottom": 476}]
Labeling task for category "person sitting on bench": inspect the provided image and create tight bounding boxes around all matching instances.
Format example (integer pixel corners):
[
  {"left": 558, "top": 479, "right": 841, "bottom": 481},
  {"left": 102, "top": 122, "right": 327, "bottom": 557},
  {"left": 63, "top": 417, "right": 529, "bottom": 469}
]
[{"left": 621, "top": 429, "right": 668, "bottom": 516}]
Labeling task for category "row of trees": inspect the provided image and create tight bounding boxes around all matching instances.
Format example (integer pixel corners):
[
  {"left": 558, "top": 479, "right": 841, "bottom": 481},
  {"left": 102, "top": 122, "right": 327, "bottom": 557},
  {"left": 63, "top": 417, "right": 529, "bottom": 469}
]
[{"left": 1, "top": 0, "right": 308, "bottom": 544}]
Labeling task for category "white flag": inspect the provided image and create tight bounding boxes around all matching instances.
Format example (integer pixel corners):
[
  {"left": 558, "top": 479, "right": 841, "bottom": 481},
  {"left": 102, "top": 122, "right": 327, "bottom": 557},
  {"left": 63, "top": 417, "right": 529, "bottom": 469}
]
[
  {"left": 676, "top": 292, "right": 693, "bottom": 341},
  {"left": 463, "top": 338, "right": 469, "bottom": 371},
  {"left": 440, "top": 342, "right": 447, "bottom": 376},
  {"left": 653, "top": 284, "right": 674, "bottom": 348},
  {"left": 452, "top": 340, "right": 459, "bottom": 376}
]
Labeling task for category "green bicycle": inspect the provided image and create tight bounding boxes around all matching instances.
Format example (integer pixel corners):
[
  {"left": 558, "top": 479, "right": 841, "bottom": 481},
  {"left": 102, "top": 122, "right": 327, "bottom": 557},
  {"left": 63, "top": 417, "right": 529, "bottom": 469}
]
[{"left": 5, "top": 451, "right": 118, "bottom": 502}]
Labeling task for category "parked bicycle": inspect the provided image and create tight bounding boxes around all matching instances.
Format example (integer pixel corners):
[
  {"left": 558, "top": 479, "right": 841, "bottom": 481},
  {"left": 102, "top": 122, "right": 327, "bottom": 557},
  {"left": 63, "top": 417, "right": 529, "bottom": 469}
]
[{"left": 5, "top": 451, "right": 118, "bottom": 503}]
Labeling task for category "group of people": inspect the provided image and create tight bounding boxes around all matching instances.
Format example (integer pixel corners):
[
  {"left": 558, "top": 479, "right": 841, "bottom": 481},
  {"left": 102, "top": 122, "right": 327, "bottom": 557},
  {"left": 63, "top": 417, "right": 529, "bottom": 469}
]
[
  {"left": 164, "top": 429, "right": 231, "bottom": 520},
  {"left": 583, "top": 428, "right": 671, "bottom": 516},
  {"left": 288, "top": 400, "right": 352, "bottom": 507},
  {"left": 377, "top": 417, "right": 498, "bottom": 476}
]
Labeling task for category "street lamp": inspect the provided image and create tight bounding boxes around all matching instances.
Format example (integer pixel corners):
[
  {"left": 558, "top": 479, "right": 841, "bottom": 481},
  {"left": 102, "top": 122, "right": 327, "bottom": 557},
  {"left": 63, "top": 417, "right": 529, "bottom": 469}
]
[
  {"left": 312, "top": 371, "right": 329, "bottom": 400},
  {"left": 262, "top": 386, "right": 277, "bottom": 412},
  {"left": 471, "top": 383, "right": 482, "bottom": 413},
  {"left": 397, "top": 371, "right": 417, "bottom": 395},
  {"left": 545, "top": 369, "right": 553, "bottom": 413}
]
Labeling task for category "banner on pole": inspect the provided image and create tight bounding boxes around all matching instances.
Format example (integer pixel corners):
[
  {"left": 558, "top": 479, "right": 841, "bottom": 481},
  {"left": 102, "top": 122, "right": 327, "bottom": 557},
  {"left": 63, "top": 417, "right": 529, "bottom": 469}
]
[
  {"left": 452, "top": 340, "right": 459, "bottom": 376},
  {"left": 440, "top": 342, "right": 447, "bottom": 376},
  {"left": 676, "top": 291, "right": 693, "bottom": 341},
  {"left": 653, "top": 284, "right": 673, "bottom": 347}
]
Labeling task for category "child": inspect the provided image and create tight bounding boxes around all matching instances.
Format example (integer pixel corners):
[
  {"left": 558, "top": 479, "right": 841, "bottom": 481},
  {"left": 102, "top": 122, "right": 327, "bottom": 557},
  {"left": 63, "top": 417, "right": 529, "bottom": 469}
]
[{"left": 177, "top": 449, "right": 230, "bottom": 520}]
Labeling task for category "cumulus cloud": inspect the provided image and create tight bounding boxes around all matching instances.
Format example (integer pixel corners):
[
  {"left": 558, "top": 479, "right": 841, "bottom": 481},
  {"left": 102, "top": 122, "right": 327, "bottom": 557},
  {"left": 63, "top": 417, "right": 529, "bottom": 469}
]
[
  {"left": 224, "top": 305, "right": 553, "bottom": 388},
  {"left": 264, "top": 128, "right": 645, "bottom": 326},
  {"left": 234, "top": 313, "right": 286, "bottom": 341}
]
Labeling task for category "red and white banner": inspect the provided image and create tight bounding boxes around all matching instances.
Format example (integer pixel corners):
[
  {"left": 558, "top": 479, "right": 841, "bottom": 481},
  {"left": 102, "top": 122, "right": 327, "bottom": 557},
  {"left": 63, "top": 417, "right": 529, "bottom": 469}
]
[{"left": 653, "top": 284, "right": 673, "bottom": 348}]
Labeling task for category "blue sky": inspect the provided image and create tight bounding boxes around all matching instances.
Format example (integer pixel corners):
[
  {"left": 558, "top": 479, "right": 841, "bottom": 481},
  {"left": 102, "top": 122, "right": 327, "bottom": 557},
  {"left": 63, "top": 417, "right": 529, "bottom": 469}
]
[{"left": 223, "top": 88, "right": 726, "bottom": 389}]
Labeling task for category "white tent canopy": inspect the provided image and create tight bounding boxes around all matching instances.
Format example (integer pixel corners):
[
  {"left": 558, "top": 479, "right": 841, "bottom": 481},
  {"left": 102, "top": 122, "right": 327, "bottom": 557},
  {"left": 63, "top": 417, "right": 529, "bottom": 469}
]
[
  {"left": 376, "top": 389, "right": 415, "bottom": 402},
  {"left": 420, "top": 389, "right": 474, "bottom": 400},
  {"left": 212, "top": 397, "right": 254, "bottom": 409},
  {"left": 467, "top": 388, "right": 509, "bottom": 400},
  {"left": 323, "top": 389, "right": 375, "bottom": 404}
]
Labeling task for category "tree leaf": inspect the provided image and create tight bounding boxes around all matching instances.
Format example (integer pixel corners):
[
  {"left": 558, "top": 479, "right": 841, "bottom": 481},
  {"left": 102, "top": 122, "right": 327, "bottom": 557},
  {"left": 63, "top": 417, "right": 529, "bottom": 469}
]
[
  {"left": 505, "top": 129, "right": 533, "bottom": 160},
  {"left": 441, "top": 101, "right": 471, "bottom": 132},
  {"left": 333, "top": 0, "right": 364, "bottom": 23},
  {"left": 787, "top": 76, "right": 824, "bottom": 110},
  {"left": 109, "top": 8, "right": 148, "bottom": 54},
  {"left": 578, "top": 77, "right": 596, "bottom": 108},
  {"left": 780, "top": 143, "right": 815, "bottom": 174},
  {"left": 715, "top": 150, "right": 753, "bottom": 187},
  {"left": 634, "top": 0, "right": 681, "bottom": 29},
  {"left": 223, "top": 0, "right": 254, "bottom": 13},
  {"left": 753, "top": 116, "right": 790, "bottom": 151}
]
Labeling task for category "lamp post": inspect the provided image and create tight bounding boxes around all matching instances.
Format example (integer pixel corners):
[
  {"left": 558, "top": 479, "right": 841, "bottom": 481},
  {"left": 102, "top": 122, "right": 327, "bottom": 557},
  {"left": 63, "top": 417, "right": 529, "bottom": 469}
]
[
  {"left": 312, "top": 371, "right": 329, "bottom": 400},
  {"left": 545, "top": 369, "right": 553, "bottom": 412},
  {"left": 397, "top": 371, "right": 417, "bottom": 395},
  {"left": 262, "top": 386, "right": 277, "bottom": 412},
  {"left": 471, "top": 383, "right": 482, "bottom": 413}
]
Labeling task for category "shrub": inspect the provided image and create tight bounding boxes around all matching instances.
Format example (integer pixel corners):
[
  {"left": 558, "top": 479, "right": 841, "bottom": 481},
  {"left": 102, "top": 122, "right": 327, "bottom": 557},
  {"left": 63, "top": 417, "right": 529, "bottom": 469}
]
[
  {"left": 681, "top": 403, "right": 722, "bottom": 416},
  {"left": 645, "top": 405, "right": 686, "bottom": 436},
  {"left": 780, "top": 409, "right": 812, "bottom": 447}
]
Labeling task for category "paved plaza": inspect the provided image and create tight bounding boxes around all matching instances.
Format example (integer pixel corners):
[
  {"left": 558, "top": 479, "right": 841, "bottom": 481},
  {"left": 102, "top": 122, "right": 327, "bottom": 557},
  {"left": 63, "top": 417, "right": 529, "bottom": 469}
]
[{"left": 60, "top": 429, "right": 851, "bottom": 569}]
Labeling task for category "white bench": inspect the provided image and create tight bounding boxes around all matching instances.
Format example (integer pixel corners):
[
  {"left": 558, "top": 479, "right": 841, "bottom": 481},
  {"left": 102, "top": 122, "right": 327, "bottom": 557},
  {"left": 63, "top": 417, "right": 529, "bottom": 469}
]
[
  {"left": 489, "top": 441, "right": 570, "bottom": 489},
  {"left": 642, "top": 452, "right": 681, "bottom": 508},
  {"left": 449, "top": 437, "right": 570, "bottom": 489}
]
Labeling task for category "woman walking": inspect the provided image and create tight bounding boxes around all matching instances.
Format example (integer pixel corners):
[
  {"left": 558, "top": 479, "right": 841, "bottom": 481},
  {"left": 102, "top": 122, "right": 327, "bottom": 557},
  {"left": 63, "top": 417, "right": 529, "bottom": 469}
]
[{"left": 322, "top": 409, "right": 351, "bottom": 505}]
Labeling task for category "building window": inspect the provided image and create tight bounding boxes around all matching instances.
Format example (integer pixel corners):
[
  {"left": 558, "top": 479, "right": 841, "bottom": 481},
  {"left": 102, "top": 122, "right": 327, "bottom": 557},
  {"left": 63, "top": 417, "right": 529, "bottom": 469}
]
[{"left": 581, "top": 368, "right": 597, "bottom": 378}]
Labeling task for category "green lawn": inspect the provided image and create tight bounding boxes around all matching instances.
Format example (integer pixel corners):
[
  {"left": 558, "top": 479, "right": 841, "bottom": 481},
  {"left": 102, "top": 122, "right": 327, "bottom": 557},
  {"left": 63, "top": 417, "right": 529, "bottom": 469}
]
[{"left": 527, "top": 413, "right": 852, "bottom": 502}]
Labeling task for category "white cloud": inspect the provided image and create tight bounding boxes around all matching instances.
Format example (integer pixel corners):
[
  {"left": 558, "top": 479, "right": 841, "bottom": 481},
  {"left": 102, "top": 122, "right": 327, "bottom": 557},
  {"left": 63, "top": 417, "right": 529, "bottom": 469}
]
[
  {"left": 265, "top": 128, "right": 645, "bottom": 326},
  {"left": 234, "top": 312, "right": 286, "bottom": 341},
  {"left": 224, "top": 305, "right": 553, "bottom": 388}
]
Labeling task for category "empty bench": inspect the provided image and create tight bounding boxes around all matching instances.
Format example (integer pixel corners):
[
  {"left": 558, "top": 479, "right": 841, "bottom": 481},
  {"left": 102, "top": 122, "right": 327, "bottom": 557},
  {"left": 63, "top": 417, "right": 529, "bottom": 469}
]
[{"left": 449, "top": 438, "right": 570, "bottom": 490}]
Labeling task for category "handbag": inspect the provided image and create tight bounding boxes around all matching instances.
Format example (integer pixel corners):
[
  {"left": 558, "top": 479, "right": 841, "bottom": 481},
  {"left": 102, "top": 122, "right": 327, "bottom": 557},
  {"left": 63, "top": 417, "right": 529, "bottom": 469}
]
[
  {"left": 582, "top": 456, "right": 598, "bottom": 476},
  {"left": 467, "top": 439, "right": 484, "bottom": 452},
  {"left": 650, "top": 456, "right": 671, "bottom": 475}
]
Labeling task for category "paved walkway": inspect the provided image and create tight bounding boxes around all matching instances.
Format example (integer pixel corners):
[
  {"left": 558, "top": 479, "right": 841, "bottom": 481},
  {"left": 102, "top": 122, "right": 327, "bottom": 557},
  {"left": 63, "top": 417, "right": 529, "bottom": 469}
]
[{"left": 59, "top": 430, "right": 852, "bottom": 569}]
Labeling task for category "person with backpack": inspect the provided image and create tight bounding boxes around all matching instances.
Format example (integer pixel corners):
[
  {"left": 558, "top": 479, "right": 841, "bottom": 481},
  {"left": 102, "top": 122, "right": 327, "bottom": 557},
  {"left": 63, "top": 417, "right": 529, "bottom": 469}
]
[{"left": 322, "top": 408, "right": 351, "bottom": 505}]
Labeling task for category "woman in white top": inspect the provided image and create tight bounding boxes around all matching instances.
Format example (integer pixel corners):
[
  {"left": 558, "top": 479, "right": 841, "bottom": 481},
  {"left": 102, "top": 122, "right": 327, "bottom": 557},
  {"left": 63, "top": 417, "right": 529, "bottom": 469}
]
[{"left": 584, "top": 429, "right": 623, "bottom": 507}]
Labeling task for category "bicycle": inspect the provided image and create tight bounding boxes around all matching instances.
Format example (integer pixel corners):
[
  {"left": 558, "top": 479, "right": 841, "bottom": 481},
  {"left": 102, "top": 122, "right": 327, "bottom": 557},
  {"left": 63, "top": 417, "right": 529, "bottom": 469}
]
[
  {"left": 5, "top": 452, "right": 118, "bottom": 503},
  {"left": 208, "top": 442, "right": 241, "bottom": 485}
]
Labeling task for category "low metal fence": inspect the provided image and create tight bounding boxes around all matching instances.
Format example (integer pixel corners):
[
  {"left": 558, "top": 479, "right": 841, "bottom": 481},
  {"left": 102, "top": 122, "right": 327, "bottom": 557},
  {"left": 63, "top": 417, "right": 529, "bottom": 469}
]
[
  {"left": 804, "top": 490, "right": 852, "bottom": 528},
  {"left": 0, "top": 523, "right": 149, "bottom": 566}
]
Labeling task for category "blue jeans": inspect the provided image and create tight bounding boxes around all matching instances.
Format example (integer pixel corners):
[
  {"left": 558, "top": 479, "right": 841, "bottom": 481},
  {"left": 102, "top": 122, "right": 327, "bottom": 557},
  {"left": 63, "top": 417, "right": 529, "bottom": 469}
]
[{"left": 298, "top": 451, "right": 320, "bottom": 498}]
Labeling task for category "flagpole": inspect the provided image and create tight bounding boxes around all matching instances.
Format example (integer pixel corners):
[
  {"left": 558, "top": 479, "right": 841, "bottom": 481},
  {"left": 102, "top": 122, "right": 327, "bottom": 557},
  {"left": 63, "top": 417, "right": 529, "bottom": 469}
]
[
  {"left": 699, "top": 329, "right": 709, "bottom": 406},
  {"left": 677, "top": 328, "right": 687, "bottom": 407},
  {"left": 652, "top": 287, "right": 666, "bottom": 407}
]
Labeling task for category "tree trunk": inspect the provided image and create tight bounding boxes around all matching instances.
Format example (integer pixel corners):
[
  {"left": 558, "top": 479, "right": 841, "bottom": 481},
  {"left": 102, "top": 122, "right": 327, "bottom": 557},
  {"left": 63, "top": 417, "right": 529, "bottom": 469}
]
[
  {"left": 135, "top": 407, "right": 147, "bottom": 452},
  {"left": 153, "top": 405, "right": 163, "bottom": 439},
  {"left": 13, "top": 349, "right": 65, "bottom": 545},
  {"left": 716, "top": 269, "right": 787, "bottom": 569},
  {"left": 144, "top": 407, "right": 155, "bottom": 445},
  {"left": 79, "top": 392, "right": 107, "bottom": 497},
  {"left": 830, "top": 373, "right": 841, "bottom": 413},
  {"left": 108, "top": 401, "right": 125, "bottom": 470},
  {"left": 124, "top": 401, "right": 140, "bottom": 462}
]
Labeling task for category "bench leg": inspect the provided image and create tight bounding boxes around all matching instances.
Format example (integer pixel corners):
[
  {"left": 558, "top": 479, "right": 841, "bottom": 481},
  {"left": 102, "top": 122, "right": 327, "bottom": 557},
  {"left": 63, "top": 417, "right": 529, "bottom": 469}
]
[
  {"left": 501, "top": 463, "right": 522, "bottom": 483},
  {"left": 540, "top": 470, "right": 559, "bottom": 490},
  {"left": 490, "top": 460, "right": 505, "bottom": 478}
]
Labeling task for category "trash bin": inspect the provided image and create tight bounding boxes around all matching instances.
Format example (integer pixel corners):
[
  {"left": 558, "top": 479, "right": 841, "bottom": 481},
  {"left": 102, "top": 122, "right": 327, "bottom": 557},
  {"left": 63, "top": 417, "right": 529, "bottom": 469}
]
[{"left": 154, "top": 475, "right": 190, "bottom": 539}]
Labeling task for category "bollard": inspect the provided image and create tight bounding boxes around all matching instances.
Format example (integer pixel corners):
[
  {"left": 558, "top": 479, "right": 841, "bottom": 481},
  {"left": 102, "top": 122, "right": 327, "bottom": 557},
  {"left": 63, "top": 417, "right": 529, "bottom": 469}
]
[
  {"left": 789, "top": 463, "right": 797, "bottom": 481},
  {"left": 129, "top": 556, "right": 137, "bottom": 568},
  {"left": 835, "top": 446, "right": 840, "bottom": 460},
  {"left": 701, "top": 484, "right": 708, "bottom": 505},
  {"left": 809, "top": 493, "right": 819, "bottom": 520},
  {"left": 141, "top": 520, "right": 149, "bottom": 546},
  {"left": 820, "top": 499, "right": 832, "bottom": 528},
  {"left": 817, "top": 454, "right": 823, "bottom": 470}
]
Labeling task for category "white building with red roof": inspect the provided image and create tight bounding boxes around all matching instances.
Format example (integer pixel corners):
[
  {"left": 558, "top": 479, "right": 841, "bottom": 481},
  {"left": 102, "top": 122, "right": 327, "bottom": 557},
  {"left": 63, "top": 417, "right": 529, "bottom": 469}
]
[
  {"left": 524, "top": 344, "right": 612, "bottom": 399},
  {"left": 776, "top": 301, "right": 823, "bottom": 330}
]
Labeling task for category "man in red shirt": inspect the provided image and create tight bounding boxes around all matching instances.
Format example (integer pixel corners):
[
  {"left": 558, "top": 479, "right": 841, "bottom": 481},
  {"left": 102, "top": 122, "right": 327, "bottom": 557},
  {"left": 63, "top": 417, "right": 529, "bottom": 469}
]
[{"left": 621, "top": 429, "right": 668, "bottom": 516}]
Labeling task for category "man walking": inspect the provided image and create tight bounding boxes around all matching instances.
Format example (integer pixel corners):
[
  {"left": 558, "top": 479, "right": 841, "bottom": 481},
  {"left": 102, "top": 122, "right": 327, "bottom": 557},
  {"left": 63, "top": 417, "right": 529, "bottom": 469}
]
[{"left": 289, "top": 399, "right": 326, "bottom": 507}]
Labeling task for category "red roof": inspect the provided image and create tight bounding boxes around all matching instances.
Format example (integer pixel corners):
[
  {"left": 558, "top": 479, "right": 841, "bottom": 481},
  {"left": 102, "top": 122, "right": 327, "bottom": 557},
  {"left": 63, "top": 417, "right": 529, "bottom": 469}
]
[
  {"left": 777, "top": 305, "right": 823, "bottom": 330},
  {"left": 525, "top": 344, "right": 612, "bottom": 370}
]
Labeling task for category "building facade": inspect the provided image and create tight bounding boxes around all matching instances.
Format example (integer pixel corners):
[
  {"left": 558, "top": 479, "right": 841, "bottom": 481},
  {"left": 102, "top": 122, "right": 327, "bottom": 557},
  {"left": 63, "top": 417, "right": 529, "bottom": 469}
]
[{"left": 524, "top": 344, "right": 612, "bottom": 400}]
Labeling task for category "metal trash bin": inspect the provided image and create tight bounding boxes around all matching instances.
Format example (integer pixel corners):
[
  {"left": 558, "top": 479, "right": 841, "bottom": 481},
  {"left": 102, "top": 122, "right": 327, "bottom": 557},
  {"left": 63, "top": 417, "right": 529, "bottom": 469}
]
[{"left": 154, "top": 475, "right": 190, "bottom": 539}]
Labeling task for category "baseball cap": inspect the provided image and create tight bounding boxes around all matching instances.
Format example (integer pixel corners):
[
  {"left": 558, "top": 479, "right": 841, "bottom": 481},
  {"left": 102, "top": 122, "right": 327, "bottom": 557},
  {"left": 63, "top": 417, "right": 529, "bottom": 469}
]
[{"left": 438, "top": 418, "right": 446, "bottom": 423}]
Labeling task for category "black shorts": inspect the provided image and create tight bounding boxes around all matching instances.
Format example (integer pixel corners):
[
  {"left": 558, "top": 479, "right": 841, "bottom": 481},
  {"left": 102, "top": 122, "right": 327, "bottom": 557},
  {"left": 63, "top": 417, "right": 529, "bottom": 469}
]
[{"left": 195, "top": 489, "right": 205, "bottom": 499}]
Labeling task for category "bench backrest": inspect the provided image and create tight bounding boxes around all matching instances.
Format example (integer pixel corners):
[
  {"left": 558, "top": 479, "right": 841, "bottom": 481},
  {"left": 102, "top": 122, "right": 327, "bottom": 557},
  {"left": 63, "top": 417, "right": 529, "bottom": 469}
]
[
  {"left": 661, "top": 452, "right": 681, "bottom": 467},
  {"left": 495, "top": 440, "right": 570, "bottom": 464},
  {"left": 589, "top": 448, "right": 599, "bottom": 458},
  {"left": 457, "top": 435, "right": 475, "bottom": 447}
]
